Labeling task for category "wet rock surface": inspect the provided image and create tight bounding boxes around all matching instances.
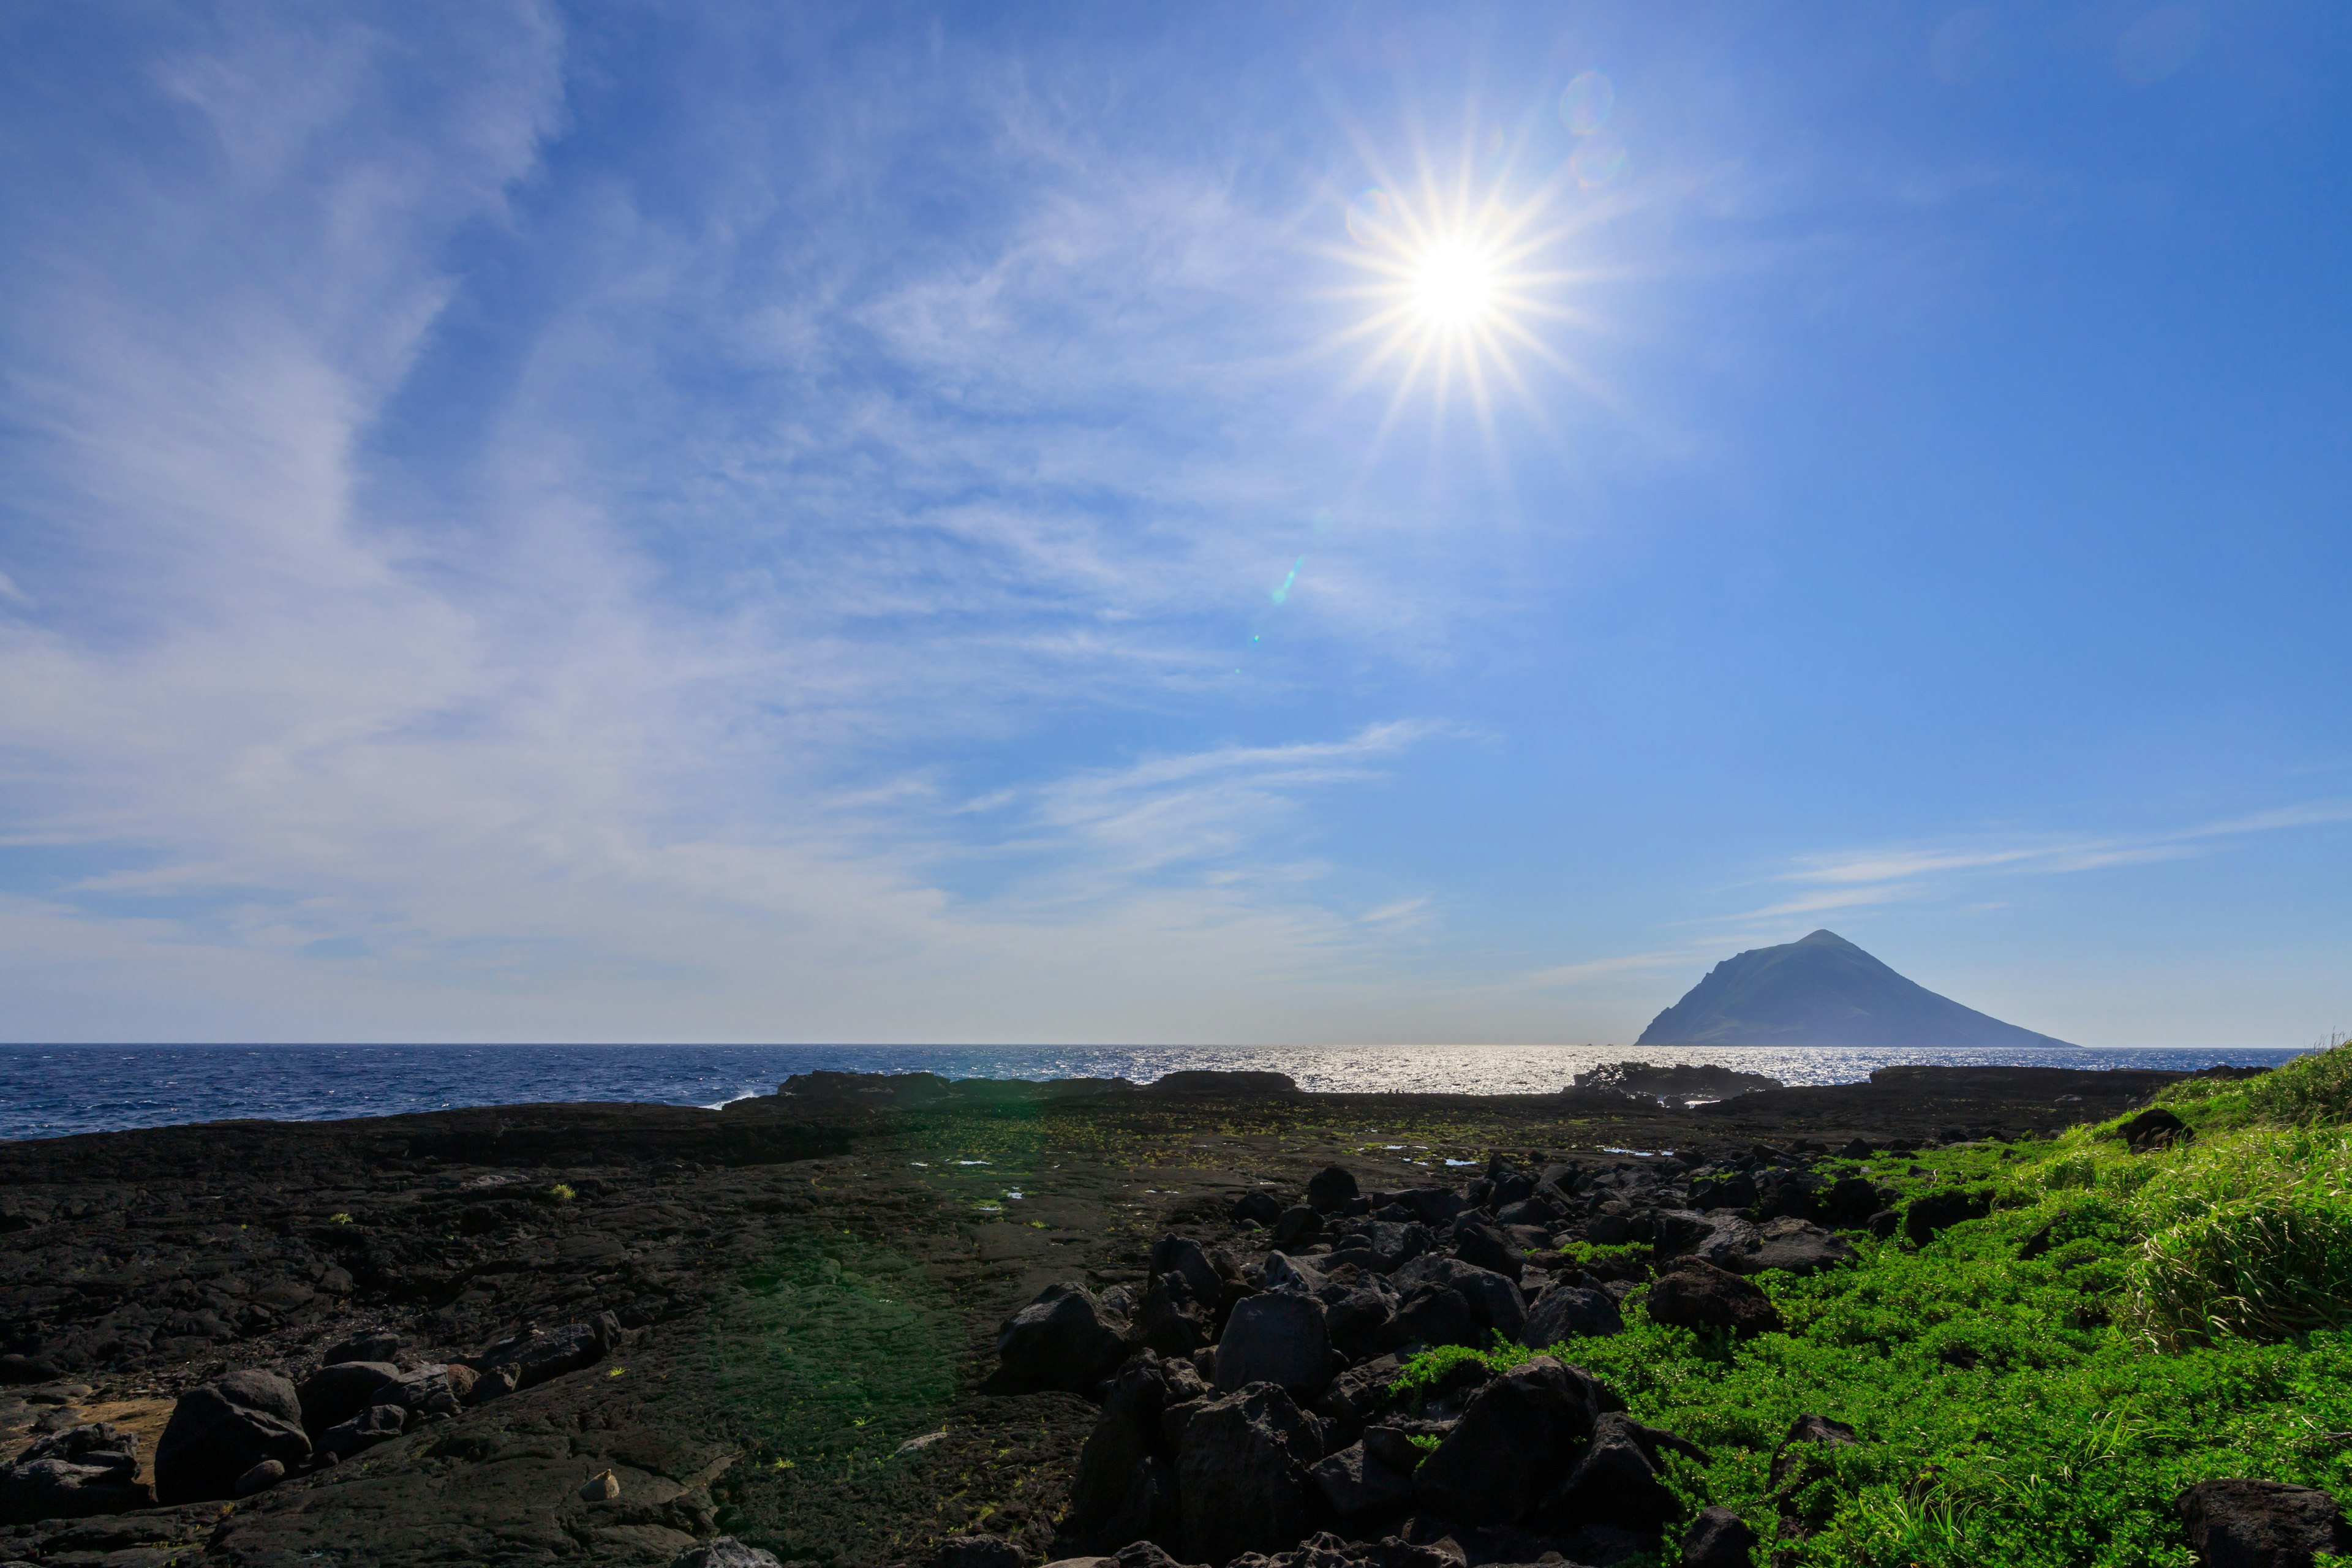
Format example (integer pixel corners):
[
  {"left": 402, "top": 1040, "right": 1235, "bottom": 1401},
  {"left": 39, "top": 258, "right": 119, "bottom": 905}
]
[{"left": 0, "top": 1063, "right": 2217, "bottom": 1564}]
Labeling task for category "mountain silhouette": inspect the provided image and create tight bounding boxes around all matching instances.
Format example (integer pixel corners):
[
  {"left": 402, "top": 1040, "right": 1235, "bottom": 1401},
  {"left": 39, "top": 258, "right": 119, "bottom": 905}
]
[{"left": 1635, "top": 929, "right": 2075, "bottom": 1049}]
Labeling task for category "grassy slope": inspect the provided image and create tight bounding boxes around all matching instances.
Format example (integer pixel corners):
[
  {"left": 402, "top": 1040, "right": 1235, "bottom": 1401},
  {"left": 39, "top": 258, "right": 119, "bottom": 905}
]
[{"left": 1393, "top": 1044, "right": 2352, "bottom": 1567}]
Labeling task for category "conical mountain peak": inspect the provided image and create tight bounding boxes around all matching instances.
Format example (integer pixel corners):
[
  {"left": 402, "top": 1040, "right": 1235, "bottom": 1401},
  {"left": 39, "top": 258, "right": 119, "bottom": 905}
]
[{"left": 1637, "top": 931, "right": 2072, "bottom": 1050}]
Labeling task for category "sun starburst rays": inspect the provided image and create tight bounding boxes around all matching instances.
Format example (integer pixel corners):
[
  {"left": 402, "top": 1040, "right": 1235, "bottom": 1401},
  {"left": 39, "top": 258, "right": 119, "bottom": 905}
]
[{"left": 1314, "top": 87, "right": 1632, "bottom": 473}]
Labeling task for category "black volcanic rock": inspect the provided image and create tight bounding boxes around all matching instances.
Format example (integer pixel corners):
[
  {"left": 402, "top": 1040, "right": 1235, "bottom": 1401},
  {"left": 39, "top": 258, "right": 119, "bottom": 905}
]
[{"left": 1637, "top": 929, "right": 2075, "bottom": 1050}]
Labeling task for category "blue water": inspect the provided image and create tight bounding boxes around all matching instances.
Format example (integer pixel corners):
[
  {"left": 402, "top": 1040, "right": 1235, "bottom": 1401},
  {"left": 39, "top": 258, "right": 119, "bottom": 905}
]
[{"left": 0, "top": 1042, "right": 2310, "bottom": 1142}]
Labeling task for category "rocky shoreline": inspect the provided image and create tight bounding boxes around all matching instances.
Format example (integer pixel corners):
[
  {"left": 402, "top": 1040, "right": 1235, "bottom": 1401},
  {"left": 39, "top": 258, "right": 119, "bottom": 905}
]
[{"left": 0, "top": 1062, "right": 2242, "bottom": 1566}]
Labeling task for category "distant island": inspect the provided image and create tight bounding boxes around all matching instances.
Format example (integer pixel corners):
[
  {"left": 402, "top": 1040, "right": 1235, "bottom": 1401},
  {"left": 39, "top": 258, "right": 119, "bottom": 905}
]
[{"left": 1637, "top": 927, "right": 2076, "bottom": 1050}]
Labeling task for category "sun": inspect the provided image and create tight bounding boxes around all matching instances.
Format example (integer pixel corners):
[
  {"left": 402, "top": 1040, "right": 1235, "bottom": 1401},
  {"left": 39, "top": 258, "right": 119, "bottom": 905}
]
[
  {"left": 1321, "top": 75, "right": 1628, "bottom": 451},
  {"left": 1410, "top": 236, "right": 1499, "bottom": 330}
]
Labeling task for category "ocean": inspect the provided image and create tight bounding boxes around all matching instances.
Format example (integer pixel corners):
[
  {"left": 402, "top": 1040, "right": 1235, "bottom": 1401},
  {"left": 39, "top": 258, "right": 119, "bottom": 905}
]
[{"left": 0, "top": 1041, "right": 2310, "bottom": 1142}]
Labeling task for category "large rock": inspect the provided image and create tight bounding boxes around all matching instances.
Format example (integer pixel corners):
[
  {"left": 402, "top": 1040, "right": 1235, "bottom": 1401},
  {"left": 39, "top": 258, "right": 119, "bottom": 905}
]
[
  {"left": 0, "top": 1422, "right": 151, "bottom": 1524},
  {"left": 1307, "top": 1166, "right": 1362, "bottom": 1214},
  {"left": 1134, "top": 1271, "right": 1215, "bottom": 1359},
  {"left": 1904, "top": 1190, "right": 1992, "bottom": 1246},
  {"left": 1069, "top": 1354, "right": 1178, "bottom": 1544},
  {"left": 936, "top": 1536, "right": 1023, "bottom": 1568},
  {"left": 2176, "top": 1479, "right": 2352, "bottom": 1567},
  {"left": 1234, "top": 1191, "right": 1286, "bottom": 1227},
  {"left": 1149, "top": 1237, "right": 1226, "bottom": 1305},
  {"left": 1818, "top": 1176, "right": 1881, "bottom": 1227},
  {"left": 154, "top": 1368, "right": 312, "bottom": 1505},
  {"left": 1548, "top": 1412, "right": 1707, "bottom": 1530},
  {"left": 1743, "top": 1218, "right": 1856, "bottom": 1277},
  {"left": 1215, "top": 1293, "right": 1332, "bottom": 1396},
  {"left": 1654, "top": 1210, "right": 1762, "bottom": 1270},
  {"left": 995, "top": 1283, "right": 1131, "bottom": 1393},
  {"left": 1412, "top": 1355, "right": 1606, "bottom": 1525},
  {"left": 1645, "top": 1261, "right": 1783, "bottom": 1337},
  {"left": 472, "top": 1311, "right": 621, "bottom": 1395},
  {"left": 1681, "top": 1506, "right": 1759, "bottom": 1567},
  {"left": 1389, "top": 1189, "right": 1469, "bottom": 1227},
  {"left": 671, "top": 1540, "right": 786, "bottom": 1568},
  {"left": 1449, "top": 1220, "right": 1520, "bottom": 1278},
  {"left": 1769, "top": 1414, "right": 1857, "bottom": 1492},
  {"left": 2118, "top": 1106, "right": 2194, "bottom": 1153},
  {"left": 1324, "top": 1222, "right": 1431, "bottom": 1274},
  {"left": 1521, "top": 1284, "right": 1623, "bottom": 1347},
  {"left": 1317, "top": 1268, "right": 1403, "bottom": 1363},
  {"left": 1308, "top": 1441, "right": 1414, "bottom": 1521},
  {"left": 1175, "top": 1382, "right": 1325, "bottom": 1566},
  {"left": 318, "top": 1401, "right": 406, "bottom": 1462},
  {"left": 1392, "top": 1255, "right": 1526, "bottom": 1343},
  {"left": 297, "top": 1359, "right": 402, "bottom": 1439}
]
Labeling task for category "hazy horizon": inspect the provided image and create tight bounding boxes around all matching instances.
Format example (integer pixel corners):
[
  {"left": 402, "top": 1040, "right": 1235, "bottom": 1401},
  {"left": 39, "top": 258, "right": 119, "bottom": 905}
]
[{"left": 1, "top": 4, "right": 2346, "bottom": 1048}]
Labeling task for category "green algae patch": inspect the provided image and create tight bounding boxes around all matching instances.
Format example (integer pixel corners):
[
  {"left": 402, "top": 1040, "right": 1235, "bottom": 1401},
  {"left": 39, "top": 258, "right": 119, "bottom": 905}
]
[{"left": 703, "top": 1234, "right": 960, "bottom": 1562}]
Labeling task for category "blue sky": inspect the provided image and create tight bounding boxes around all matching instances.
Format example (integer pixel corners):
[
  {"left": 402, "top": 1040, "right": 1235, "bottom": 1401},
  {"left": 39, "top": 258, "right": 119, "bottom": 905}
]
[{"left": 1, "top": 2, "right": 2346, "bottom": 1046}]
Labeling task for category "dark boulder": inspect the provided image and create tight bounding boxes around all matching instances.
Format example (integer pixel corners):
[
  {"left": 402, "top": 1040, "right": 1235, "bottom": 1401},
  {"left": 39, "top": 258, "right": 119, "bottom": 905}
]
[
  {"left": 1449, "top": 1219, "right": 1520, "bottom": 1278},
  {"left": 1412, "top": 1355, "right": 1606, "bottom": 1525},
  {"left": 471, "top": 1311, "right": 620, "bottom": 1395},
  {"left": 296, "top": 1359, "right": 401, "bottom": 1439},
  {"left": 1646, "top": 1261, "right": 1783, "bottom": 1337},
  {"left": 318, "top": 1330, "right": 402, "bottom": 1365},
  {"left": 1819, "top": 1176, "right": 1880, "bottom": 1227},
  {"left": 1308, "top": 1440, "right": 1414, "bottom": 1521},
  {"left": 1689, "top": 1172, "right": 1758, "bottom": 1212},
  {"left": 1325, "top": 1221, "right": 1431, "bottom": 1274},
  {"left": 935, "top": 1535, "right": 1023, "bottom": 1568},
  {"left": 1273, "top": 1207, "right": 1324, "bottom": 1251},
  {"left": 1234, "top": 1191, "right": 1286, "bottom": 1227},
  {"left": 234, "top": 1458, "right": 287, "bottom": 1496},
  {"left": 1681, "top": 1506, "right": 1758, "bottom": 1567},
  {"left": 2176, "top": 1478, "right": 2352, "bottom": 1567},
  {"left": 1312, "top": 1355, "right": 1403, "bottom": 1431},
  {"left": 1743, "top": 1218, "right": 1856, "bottom": 1277},
  {"left": 1496, "top": 1194, "right": 1562, "bottom": 1228},
  {"left": 1654, "top": 1210, "right": 1762, "bottom": 1270},
  {"left": 994, "top": 1283, "right": 1130, "bottom": 1393},
  {"left": 1548, "top": 1411, "right": 1707, "bottom": 1530},
  {"left": 0, "top": 1355, "right": 62, "bottom": 1385},
  {"left": 1317, "top": 1269, "right": 1403, "bottom": 1363},
  {"left": 1069, "top": 1354, "right": 1177, "bottom": 1542},
  {"left": 1769, "top": 1414, "right": 1858, "bottom": 1491},
  {"left": 1175, "top": 1382, "right": 1326, "bottom": 1566},
  {"left": 1150, "top": 1236, "right": 1227, "bottom": 1305},
  {"left": 2118, "top": 1107, "right": 2195, "bottom": 1154},
  {"left": 1215, "top": 1293, "right": 1332, "bottom": 1396},
  {"left": 154, "top": 1368, "right": 312, "bottom": 1505},
  {"left": 0, "top": 1422, "right": 150, "bottom": 1525},
  {"left": 1903, "top": 1190, "right": 1992, "bottom": 1246},
  {"left": 671, "top": 1540, "right": 786, "bottom": 1568},
  {"left": 1390, "top": 1189, "right": 1469, "bottom": 1227},
  {"left": 1308, "top": 1166, "right": 1362, "bottom": 1214},
  {"left": 1392, "top": 1254, "right": 1526, "bottom": 1343},
  {"left": 1099, "top": 1455, "right": 1183, "bottom": 1557},
  {"left": 1567, "top": 1523, "right": 1668, "bottom": 1566},
  {"left": 318, "top": 1401, "right": 405, "bottom": 1462},
  {"left": 1134, "top": 1271, "right": 1215, "bottom": 1359},
  {"left": 1521, "top": 1284, "right": 1623, "bottom": 1347}
]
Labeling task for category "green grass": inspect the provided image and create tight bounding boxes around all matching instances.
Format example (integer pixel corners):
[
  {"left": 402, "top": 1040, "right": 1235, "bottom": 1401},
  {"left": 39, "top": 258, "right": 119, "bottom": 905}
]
[{"left": 1381, "top": 1039, "right": 2352, "bottom": 1566}]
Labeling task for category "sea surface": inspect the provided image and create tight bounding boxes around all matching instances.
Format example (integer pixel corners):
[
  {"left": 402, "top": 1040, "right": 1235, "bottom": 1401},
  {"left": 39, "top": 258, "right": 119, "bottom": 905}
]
[{"left": 0, "top": 1041, "right": 2310, "bottom": 1142}]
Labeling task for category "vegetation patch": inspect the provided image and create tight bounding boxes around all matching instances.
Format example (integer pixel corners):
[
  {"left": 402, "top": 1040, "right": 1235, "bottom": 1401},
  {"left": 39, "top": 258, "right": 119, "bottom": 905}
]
[{"left": 1381, "top": 1040, "right": 2352, "bottom": 1566}]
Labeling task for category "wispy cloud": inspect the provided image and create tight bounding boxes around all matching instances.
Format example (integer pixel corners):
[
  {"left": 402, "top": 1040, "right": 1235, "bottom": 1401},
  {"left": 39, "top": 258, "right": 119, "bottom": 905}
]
[{"left": 1738, "top": 801, "right": 2352, "bottom": 922}]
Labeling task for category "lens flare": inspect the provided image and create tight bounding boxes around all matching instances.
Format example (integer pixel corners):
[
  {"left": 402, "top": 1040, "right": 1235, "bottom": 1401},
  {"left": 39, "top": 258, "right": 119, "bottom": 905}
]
[{"left": 1560, "top": 70, "right": 1615, "bottom": 135}]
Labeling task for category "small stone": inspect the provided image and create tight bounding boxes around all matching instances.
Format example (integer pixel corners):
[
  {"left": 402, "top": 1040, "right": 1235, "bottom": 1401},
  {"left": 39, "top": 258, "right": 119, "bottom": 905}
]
[
  {"left": 581, "top": 1468, "right": 620, "bottom": 1501},
  {"left": 232, "top": 1458, "right": 286, "bottom": 1498}
]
